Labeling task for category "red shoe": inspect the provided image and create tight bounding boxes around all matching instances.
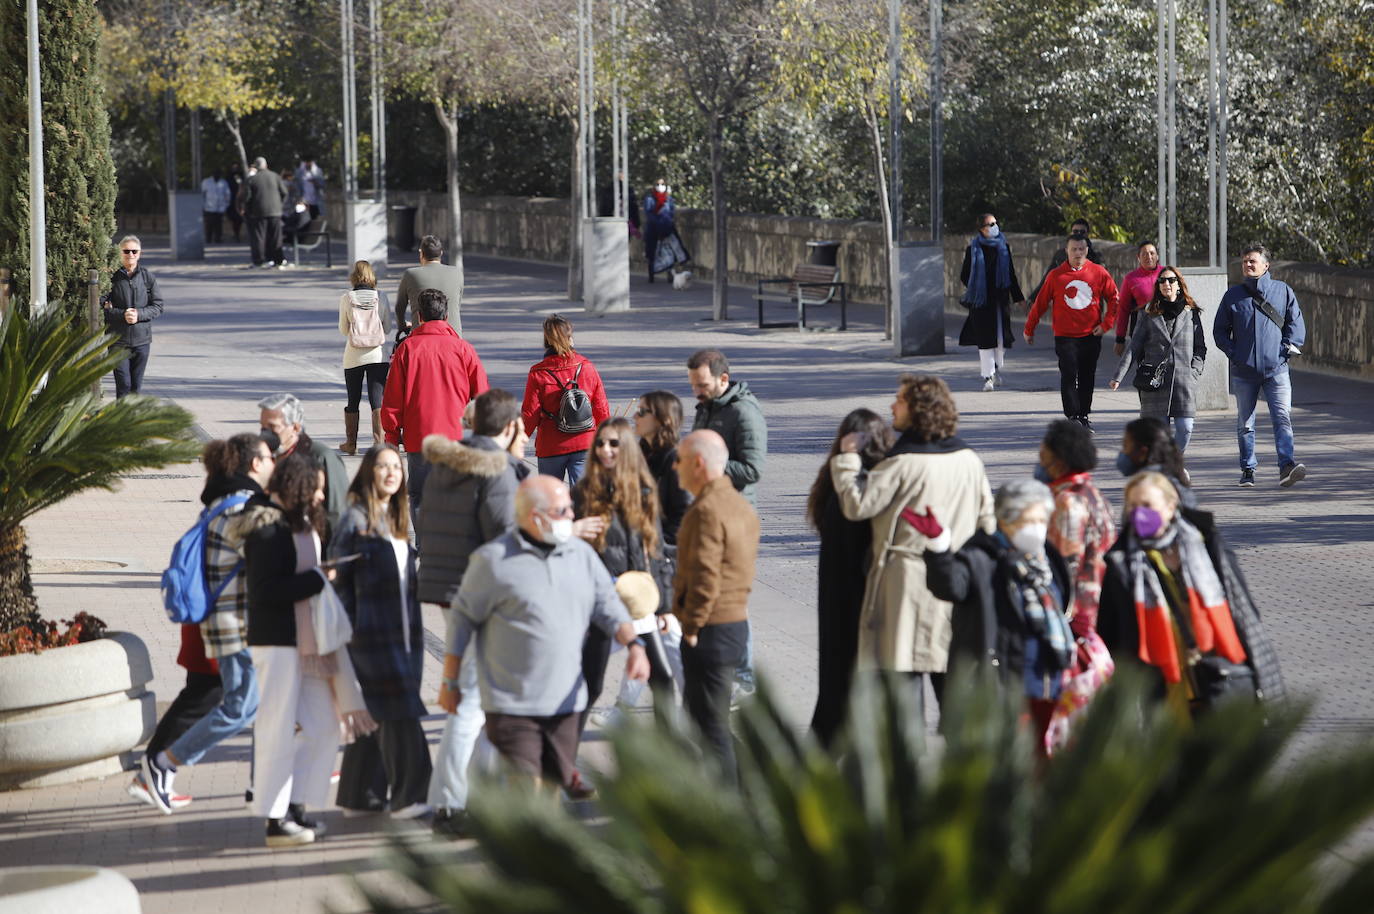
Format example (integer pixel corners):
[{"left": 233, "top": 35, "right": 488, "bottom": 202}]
[
  {"left": 563, "top": 770, "right": 597, "bottom": 801},
  {"left": 128, "top": 776, "right": 192, "bottom": 810}
]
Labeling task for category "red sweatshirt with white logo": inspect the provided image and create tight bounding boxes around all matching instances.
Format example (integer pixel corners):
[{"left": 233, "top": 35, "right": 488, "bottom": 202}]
[{"left": 1025, "top": 260, "right": 1120, "bottom": 338}]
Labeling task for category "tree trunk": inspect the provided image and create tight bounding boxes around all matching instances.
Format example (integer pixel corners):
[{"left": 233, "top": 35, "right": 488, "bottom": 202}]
[
  {"left": 432, "top": 97, "right": 465, "bottom": 291},
  {"left": 568, "top": 114, "right": 582, "bottom": 301},
  {"left": 709, "top": 115, "right": 728, "bottom": 321},
  {"left": 0, "top": 525, "right": 41, "bottom": 635},
  {"left": 220, "top": 109, "right": 249, "bottom": 177},
  {"left": 864, "top": 100, "right": 895, "bottom": 339}
]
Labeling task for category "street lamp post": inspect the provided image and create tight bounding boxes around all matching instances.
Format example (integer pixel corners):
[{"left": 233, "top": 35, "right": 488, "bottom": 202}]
[
  {"left": 577, "top": 0, "right": 629, "bottom": 314},
  {"left": 25, "top": 0, "right": 47, "bottom": 314}
]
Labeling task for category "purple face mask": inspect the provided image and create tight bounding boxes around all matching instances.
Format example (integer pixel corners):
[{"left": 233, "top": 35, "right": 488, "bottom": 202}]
[{"left": 1131, "top": 506, "right": 1165, "bottom": 539}]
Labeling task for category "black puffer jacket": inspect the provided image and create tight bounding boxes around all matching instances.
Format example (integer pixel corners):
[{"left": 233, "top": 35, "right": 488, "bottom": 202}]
[
  {"left": 1097, "top": 506, "right": 1285, "bottom": 704},
  {"left": 231, "top": 503, "right": 326, "bottom": 647},
  {"left": 102, "top": 267, "right": 164, "bottom": 348},
  {"left": 925, "top": 529, "right": 1072, "bottom": 688},
  {"left": 417, "top": 433, "right": 528, "bottom": 604},
  {"left": 643, "top": 442, "right": 691, "bottom": 545},
  {"left": 574, "top": 481, "right": 672, "bottom": 611}
]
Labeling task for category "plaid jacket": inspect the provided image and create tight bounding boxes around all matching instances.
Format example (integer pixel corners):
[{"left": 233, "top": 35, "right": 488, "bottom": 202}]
[
  {"left": 1048, "top": 473, "right": 1115, "bottom": 638},
  {"left": 200, "top": 489, "right": 255, "bottom": 658}
]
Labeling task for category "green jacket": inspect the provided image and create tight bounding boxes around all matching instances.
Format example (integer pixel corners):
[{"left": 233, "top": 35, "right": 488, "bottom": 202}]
[{"left": 692, "top": 380, "right": 767, "bottom": 504}]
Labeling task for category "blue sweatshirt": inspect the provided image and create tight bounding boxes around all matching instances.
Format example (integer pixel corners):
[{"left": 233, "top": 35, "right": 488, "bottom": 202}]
[{"left": 1214, "top": 273, "right": 1306, "bottom": 382}]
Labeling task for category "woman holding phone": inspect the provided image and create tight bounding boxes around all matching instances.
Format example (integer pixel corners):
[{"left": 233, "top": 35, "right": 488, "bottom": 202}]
[{"left": 329, "top": 444, "right": 432, "bottom": 818}]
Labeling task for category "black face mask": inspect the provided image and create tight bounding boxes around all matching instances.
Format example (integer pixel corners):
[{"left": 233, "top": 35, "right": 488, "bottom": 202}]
[{"left": 259, "top": 428, "right": 282, "bottom": 455}]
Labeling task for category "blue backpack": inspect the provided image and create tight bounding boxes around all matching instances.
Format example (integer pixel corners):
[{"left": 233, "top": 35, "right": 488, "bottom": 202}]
[{"left": 161, "top": 494, "right": 250, "bottom": 624}]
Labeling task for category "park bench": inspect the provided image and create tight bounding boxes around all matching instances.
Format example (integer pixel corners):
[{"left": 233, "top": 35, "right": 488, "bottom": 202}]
[
  {"left": 754, "top": 262, "right": 847, "bottom": 331},
  {"left": 291, "top": 219, "right": 333, "bottom": 267}
]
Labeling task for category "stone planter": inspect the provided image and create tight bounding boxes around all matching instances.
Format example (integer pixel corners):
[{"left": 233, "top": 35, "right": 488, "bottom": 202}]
[
  {"left": 0, "top": 866, "right": 141, "bottom": 913},
  {"left": 0, "top": 632, "right": 155, "bottom": 789}
]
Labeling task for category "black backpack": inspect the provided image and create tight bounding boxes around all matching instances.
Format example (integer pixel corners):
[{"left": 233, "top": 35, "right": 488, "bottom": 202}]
[{"left": 543, "top": 363, "right": 595, "bottom": 434}]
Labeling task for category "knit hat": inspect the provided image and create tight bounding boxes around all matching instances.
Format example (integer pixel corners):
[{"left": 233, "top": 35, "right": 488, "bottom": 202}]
[{"left": 615, "top": 571, "right": 660, "bottom": 620}]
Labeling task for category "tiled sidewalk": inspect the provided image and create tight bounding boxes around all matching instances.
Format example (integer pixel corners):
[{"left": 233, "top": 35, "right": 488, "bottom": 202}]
[{"left": 6, "top": 241, "right": 1373, "bottom": 911}]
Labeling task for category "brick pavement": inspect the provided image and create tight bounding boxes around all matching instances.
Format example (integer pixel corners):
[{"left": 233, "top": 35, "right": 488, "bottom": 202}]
[{"left": 6, "top": 240, "right": 1373, "bottom": 910}]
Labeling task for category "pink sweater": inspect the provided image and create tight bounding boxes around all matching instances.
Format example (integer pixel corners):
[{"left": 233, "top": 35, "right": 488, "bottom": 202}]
[{"left": 1114, "top": 266, "right": 1161, "bottom": 340}]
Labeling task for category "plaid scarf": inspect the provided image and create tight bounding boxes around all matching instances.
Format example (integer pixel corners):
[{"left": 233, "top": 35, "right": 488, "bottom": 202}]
[
  {"left": 1131, "top": 518, "right": 1247, "bottom": 683},
  {"left": 1014, "top": 550, "right": 1075, "bottom": 672}
]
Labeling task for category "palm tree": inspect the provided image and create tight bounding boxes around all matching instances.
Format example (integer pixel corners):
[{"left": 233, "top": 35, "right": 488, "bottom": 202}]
[
  {"left": 0, "top": 306, "right": 199, "bottom": 633},
  {"left": 365, "top": 672, "right": 1374, "bottom": 913}
]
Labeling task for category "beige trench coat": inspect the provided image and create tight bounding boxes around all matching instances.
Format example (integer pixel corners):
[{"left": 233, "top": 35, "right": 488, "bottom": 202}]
[{"left": 830, "top": 447, "right": 995, "bottom": 673}]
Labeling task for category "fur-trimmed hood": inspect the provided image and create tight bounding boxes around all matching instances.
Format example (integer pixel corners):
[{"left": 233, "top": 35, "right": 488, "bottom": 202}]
[
  {"left": 225, "top": 501, "right": 284, "bottom": 541},
  {"left": 422, "top": 433, "right": 509, "bottom": 478}
]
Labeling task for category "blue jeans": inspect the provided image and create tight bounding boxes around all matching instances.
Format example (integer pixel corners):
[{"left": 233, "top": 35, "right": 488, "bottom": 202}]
[
  {"left": 428, "top": 635, "right": 485, "bottom": 811},
  {"left": 168, "top": 648, "right": 258, "bottom": 766},
  {"left": 1172, "top": 416, "right": 1195, "bottom": 451},
  {"left": 538, "top": 452, "right": 586, "bottom": 486},
  {"left": 1233, "top": 368, "right": 1295, "bottom": 471}
]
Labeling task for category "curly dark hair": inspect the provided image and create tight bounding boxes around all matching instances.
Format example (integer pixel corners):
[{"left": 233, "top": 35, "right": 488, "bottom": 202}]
[
  {"left": 897, "top": 374, "right": 959, "bottom": 442},
  {"left": 807, "top": 408, "right": 893, "bottom": 530},
  {"left": 1041, "top": 419, "right": 1098, "bottom": 473},
  {"left": 267, "top": 452, "right": 327, "bottom": 534}
]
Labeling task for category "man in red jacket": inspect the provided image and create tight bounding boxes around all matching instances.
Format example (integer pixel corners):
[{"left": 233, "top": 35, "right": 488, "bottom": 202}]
[
  {"left": 1024, "top": 234, "right": 1119, "bottom": 429},
  {"left": 382, "top": 289, "right": 489, "bottom": 534}
]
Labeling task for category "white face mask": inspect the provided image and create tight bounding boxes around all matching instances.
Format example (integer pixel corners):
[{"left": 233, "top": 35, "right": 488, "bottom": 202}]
[
  {"left": 985, "top": 224, "right": 1000, "bottom": 238},
  {"left": 541, "top": 516, "right": 574, "bottom": 545},
  {"left": 655, "top": 183, "right": 667, "bottom": 193},
  {"left": 1011, "top": 523, "right": 1047, "bottom": 555}
]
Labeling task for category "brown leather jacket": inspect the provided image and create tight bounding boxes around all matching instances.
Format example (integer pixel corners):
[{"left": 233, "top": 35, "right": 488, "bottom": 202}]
[{"left": 672, "top": 476, "right": 759, "bottom": 637}]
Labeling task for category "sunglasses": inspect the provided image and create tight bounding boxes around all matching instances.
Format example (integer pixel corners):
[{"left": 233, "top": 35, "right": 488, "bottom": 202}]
[
  {"left": 982, "top": 221, "right": 997, "bottom": 228},
  {"left": 1159, "top": 276, "right": 1180, "bottom": 285},
  {"left": 634, "top": 408, "right": 651, "bottom": 417},
  {"left": 595, "top": 438, "right": 622, "bottom": 449},
  {"left": 121, "top": 249, "right": 141, "bottom": 255}
]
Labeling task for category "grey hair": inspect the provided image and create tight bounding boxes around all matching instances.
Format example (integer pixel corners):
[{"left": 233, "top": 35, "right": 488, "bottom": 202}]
[
  {"left": 252, "top": 156, "right": 267, "bottom": 169},
  {"left": 257, "top": 392, "right": 304, "bottom": 427},
  {"left": 118, "top": 234, "right": 142, "bottom": 249},
  {"left": 994, "top": 479, "right": 1054, "bottom": 526}
]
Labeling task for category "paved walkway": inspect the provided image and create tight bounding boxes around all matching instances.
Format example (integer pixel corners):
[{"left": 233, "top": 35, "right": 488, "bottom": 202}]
[{"left": 6, "top": 238, "right": 1374, "bottom": 911}]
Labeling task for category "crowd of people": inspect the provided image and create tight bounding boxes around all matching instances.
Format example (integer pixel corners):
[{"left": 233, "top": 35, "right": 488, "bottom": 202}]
[
  {"left": 196, "top": 154, "right": 325, "bottom": 268},
  {"left": 118, "top": 221, "right": 1298, "bottom": 850}
]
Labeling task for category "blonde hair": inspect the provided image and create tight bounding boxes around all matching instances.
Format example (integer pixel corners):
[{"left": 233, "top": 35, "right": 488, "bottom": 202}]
[
  {"left": 1124, "top": 470, "right": 1180, "bottom": 506},
  {"left": 349, "top": 260, "right": 377, "bottom": 289},
  {"left": 543, "top": 314, "right": 575, "bottom": 356}
]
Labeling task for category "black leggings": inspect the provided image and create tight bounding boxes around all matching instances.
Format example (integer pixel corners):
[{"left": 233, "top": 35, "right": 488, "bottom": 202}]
[{"left": 344, "top": 362, "right": 389, "bottom": 412}]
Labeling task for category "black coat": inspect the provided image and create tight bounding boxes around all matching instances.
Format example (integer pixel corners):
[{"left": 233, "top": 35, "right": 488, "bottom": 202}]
[
  {"left": 810, "top": 490, "right": 872, "bottom": 745},
  {"left": 1097, "top": 507, "right": 1285, "bottom": 704},
  {"left": 329, "top": 505, "right": 426, "bottom": 720},
  {"left": 236, "top": 504, "right": 326, "bottom": 647},
  {"left": 924, "top": 530, "right": 1072, "bottom": 687},
  {"left": 102, "top": 267, "right": 164, "bottom": 348},
  {"left": 643, "top": 442, "right": 691, "bottom": 546},
  {"left": 958, "top": 244, "right": 1023, "bottom": 350}
]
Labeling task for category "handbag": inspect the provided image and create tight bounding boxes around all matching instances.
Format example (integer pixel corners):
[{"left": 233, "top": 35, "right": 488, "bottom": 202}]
[
  {"left": 311, "top": 578, "right": 354, "bottom": 655},
  {"left": 1132, "top": 360, "right": 1171, "bottom": 391},
  {"left": 1191, "top": 654, "right": 1258, "bottom": 710},
  {"left": 1044, "top": 630, "right": 1115, "bottom": 755}
]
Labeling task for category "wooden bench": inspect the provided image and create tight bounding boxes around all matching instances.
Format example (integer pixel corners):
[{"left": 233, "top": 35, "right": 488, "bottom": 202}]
[
  {"left": 754, "top": 263, "right": 847, "bottom": 330},
  {"left": 291, "top": 219, "right": 333, "bottom": 267}
]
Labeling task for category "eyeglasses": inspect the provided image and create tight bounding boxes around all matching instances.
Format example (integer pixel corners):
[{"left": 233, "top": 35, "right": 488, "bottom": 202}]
[
  {"left": 1159, "top": 276, "right": 1180, "bottom": 285},
  {"left": 634, "top": 408, "right": 651, "bottom": 418},
  {"left": 543, "top": 504, "right": 574, "bottom": 519},
  {"left": 121, "top": 249, "right": 140, "bottom": 255},
  {"left": 595, "top": 438, "right": 621, "bottom": 449},
  {"left": 982, "top": 221, "right": 997, "bottom": 229}
]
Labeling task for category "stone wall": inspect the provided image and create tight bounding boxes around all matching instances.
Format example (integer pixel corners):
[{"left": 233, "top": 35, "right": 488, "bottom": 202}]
[{"left": 121, "top": 193, "right": 1374, "bottom": 378}]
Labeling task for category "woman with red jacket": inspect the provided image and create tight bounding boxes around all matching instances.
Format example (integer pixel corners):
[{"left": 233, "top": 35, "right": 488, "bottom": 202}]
[{"left": 521, "top": 314, "right": 610, "bottom": 485}]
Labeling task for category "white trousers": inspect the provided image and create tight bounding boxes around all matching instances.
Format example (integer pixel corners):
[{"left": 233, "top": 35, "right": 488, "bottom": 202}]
[
  {"left": 978, "top": 344, "right": 1005, "bottom": 377},
  {"left": 251, "top": 645, "right": 339, "bottom": 819}
]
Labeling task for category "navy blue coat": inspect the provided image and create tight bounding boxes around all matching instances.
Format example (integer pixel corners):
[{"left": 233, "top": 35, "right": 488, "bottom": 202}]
[
  {"left": 1214, "top": 273, "right": 1306, "bottom": 382},
  {"left": 329, "top": 504, "right": 426, "bottom": 720}
]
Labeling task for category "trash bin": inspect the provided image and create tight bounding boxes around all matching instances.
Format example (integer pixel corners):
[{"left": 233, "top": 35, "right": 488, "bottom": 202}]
[
  {"left": 388, "top": 205, "right": 418, "bottom": 252},
  {"left": 807, "top": 240, "right": 841, "bottom": 267}
]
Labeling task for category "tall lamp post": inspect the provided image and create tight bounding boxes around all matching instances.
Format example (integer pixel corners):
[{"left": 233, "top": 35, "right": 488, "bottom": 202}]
[
  {"left": 341, "top": 0, "right": 387, "bottom": 270},
  {"left": 577, "top": 0, "right": 630, "bottom": 314},
  {"left": 887, "top": 0, "right": 944, "bottom": 357},
  {"left": 26, "top": 0, "right": 47, "bottom": 314}
]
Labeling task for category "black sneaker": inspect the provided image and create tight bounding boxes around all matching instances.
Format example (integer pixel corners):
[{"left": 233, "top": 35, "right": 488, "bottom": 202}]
[
  {"left": 288, "top": 802, "right": 327, "bottom": 838},
  {"left": 143, "top": 753, "right": 175, "bottom": 815},
  {"left": 1279, "top": 462, "right": 1306, "bottom": 488},
  {"left": 265, "top": 817, "right": 315, "bottom": 847},
  {"left": 432, "top": 807, "right": 470, "bottom": 840},
  {"left": 1238, "top": 468, "right": 1256, "bottom": 487}
]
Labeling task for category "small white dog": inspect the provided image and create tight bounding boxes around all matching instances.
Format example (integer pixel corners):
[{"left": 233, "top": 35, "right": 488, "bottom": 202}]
[{"left": 671, "top": 268, "right": 692, "bottom": 290}]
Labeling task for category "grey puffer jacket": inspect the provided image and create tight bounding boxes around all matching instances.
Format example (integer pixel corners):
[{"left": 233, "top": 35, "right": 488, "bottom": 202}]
[
  {"left": 416, "top": 433, "right": 528, "bottom": 605},
  {"left": 691, "top": 380, "right": 767, "bottom": 504}
]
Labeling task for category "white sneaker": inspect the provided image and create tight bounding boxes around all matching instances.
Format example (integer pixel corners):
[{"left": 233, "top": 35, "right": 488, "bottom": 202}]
[
  {"left": 993, "top": 369, "right": 1006, "bottom": 389},
  {"left": 981, "top": 376, "right": 995, "bottom": 392},
  {"left": 389, "top": 802, "right": 433, "bottom": 820}
]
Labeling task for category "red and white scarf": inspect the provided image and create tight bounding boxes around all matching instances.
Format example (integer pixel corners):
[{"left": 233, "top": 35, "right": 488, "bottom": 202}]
[{"left": 1131, "top": 517, "right": 1246, "bottom": 683}]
